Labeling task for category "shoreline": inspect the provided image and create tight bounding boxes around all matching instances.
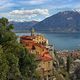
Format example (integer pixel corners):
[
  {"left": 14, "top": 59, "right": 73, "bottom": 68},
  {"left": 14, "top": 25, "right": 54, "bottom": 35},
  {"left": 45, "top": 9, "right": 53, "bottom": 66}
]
[
  {"left": 16, "top": 32, "right": 80, "bottom": 52},
  {"left": 14, "top": 30, "right": 80, "bottom": 33}
]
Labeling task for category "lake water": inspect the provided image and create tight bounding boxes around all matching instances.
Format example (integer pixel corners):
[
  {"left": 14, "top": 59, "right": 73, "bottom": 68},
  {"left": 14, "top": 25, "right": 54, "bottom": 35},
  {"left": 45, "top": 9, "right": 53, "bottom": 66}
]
[{"left": 16, "top": 33, "right": 80, "bottom": 51}]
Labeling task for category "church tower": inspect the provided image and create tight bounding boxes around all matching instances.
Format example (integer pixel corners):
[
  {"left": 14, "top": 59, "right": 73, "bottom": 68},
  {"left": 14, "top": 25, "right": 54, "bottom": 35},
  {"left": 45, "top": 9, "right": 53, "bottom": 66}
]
[{"left": 31, "top": 28, "right": 35, "bottom": 36}]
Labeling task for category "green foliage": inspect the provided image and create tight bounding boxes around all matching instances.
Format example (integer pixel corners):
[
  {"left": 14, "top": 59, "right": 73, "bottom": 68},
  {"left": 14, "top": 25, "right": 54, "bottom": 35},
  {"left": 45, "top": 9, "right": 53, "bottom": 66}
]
[
  {"left": 59, "top": 67, "right": 70, "bottom": 80},
  {"left": 19, "top": 49, "right": 37, "bottom": 80},
  {"left": 54, "top": 49, "right": 57, "bottom": 56},
  {"left": 6, "top": 52, "right": 21, "bottom": 80},
  {"left": 0, "top": 46, "right": 9, "bottom": 80},
  {"left": 53, "top": 67, "right": 65, "bottom": 80},
  {"left": 0, "top": 17, "right": 38, "bottom": 80},
  {"left": 66, "top": 56, "right": 71, "bottom": 73},
  {"left": 0, "top": 17, "right": 8, "bottom": 26},
  {"left": 58, "top": 57, "right": 65, "bottom": 66}
]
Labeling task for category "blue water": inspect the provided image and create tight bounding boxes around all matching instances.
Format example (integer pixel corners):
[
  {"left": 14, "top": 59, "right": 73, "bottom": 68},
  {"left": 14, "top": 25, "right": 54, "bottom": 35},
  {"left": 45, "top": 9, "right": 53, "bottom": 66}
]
[{"left": 16, "top": 33, "right": 80, "bottom": 50}]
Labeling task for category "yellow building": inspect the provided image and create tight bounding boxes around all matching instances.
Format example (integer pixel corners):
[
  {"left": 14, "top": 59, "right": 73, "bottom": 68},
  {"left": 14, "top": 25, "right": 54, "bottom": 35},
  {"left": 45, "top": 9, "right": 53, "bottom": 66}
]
[
  {"left": 33, "top": 35, "right": 49, "bottom": 45},
  {"left": 20, "top": 35, "right": 54, "bottom": 80},
  {"left": 36, "top": 52, "right": 54, "bottom": 80}
]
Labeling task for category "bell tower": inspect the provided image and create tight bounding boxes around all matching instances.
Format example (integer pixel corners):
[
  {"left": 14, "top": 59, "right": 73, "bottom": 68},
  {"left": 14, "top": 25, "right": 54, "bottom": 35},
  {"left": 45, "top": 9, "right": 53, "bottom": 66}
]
[{"left": 31, "top": 28, "right": 35, "bottom": 36}]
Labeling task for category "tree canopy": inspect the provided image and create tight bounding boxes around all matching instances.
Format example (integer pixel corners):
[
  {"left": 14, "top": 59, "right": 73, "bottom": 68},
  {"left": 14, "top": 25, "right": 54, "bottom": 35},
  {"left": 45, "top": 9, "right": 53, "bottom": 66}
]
[{"left": 0, "top": 17, "right": 37, "bottom": 80}]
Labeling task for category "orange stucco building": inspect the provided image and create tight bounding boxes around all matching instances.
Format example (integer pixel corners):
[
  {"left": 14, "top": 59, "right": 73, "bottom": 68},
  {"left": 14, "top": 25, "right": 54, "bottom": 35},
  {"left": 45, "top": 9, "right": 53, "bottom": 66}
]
[{"left": 20, "top": 34, "right": 54, "bottom": 80}]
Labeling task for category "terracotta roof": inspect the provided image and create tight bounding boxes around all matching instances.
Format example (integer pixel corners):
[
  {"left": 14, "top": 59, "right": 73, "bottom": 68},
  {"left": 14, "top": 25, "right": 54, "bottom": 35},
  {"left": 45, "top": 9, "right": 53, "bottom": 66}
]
[
  {"left": 20, "top": 36, "right": 35, "bottom": 40},
  {"left": 20, "top": 35, "right": 53, "bottom": 62},
  {"left": 38, "top": 52, "right": 53, "bottom": 61},
  {"left": 35, "top": 43, "right": 47, "bottom": 50},
  {"left": 21, "top": 39, "right": 35, "bottom": 43}
]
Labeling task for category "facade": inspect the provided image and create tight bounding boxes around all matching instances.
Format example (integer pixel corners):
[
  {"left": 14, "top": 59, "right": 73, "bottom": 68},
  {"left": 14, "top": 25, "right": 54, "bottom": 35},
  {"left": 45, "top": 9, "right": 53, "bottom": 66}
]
[
  {"left": 20, "top": 33, "right": 54, "bottom": 80},
  {"left": 33, "top": 35, "right": 48, "bottom": 45}
]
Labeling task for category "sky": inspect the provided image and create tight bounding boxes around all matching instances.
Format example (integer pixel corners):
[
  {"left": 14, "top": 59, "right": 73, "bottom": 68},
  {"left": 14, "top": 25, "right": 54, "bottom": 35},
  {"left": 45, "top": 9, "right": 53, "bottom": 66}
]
[{"left": 0, "top": 0, "right": 80, "bottom": 22}]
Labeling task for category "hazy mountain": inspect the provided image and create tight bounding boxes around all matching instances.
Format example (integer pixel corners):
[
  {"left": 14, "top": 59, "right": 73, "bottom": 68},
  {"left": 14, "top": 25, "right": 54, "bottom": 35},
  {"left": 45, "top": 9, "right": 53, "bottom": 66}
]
[
  {"left": 33, "top": 11, "right": 80, "bottom": 32},
  {"left": 10, "top": 21, "right": 38, "bottom": 31}
]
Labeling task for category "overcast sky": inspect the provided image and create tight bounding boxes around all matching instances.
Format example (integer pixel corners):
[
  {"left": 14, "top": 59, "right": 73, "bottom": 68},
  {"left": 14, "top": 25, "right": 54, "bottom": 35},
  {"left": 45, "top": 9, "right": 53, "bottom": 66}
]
[{"left": 0, "top": 0, "right": 80, "bottom": 21}]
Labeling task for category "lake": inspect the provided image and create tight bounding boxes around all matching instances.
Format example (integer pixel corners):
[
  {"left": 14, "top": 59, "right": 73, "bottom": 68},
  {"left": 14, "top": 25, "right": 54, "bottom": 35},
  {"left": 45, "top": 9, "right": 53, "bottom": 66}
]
[{"left": 16, "top": 33, "right": 80, "bottom": 51}]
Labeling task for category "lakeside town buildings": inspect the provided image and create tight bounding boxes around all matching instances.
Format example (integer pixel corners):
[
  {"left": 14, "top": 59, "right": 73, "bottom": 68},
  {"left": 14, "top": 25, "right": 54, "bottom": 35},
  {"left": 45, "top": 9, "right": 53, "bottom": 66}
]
[
  {"left": 20, "top": 29, "right": 54, "bottom": 80},
  {"left": 20, "top": 29, "right": 80, "bottom": 80}
]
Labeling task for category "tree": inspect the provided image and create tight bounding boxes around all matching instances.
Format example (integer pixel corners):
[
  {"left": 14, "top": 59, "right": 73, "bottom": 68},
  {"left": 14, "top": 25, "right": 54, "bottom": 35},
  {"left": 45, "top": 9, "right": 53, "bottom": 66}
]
[
  {"left": 19, "top": 48, "right": 37, "bottom": 80},
  {"left": 54, "top": 49, "right": 57, "bottom": 57},
  {"left": 53, "top": 49, "right": 59, "bottom": 69},
  {"left": 0, "top": 46, "right": 9, "bottom": 80},
  {"left": 0, "top": 17, "right": 38, "bottom": 80},
  {"left": 58, "top": 57, "right": 64, "bottom": 66},
  {"left": 66, "top": 56, "right": 71, "bottom": 73}
]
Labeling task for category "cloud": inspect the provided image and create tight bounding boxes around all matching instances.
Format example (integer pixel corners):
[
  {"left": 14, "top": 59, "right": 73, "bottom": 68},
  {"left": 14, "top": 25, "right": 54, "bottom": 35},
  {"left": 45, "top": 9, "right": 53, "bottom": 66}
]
[
  {"left": 0, "top": 0, "right": 16, "bottom": 11},
  {"left": 19, "top": 0, "right": 48, "bottom": 5},
  {"left": 10, "top": 9, "right": 49, "bottom": 16},
  {"left": 27, "top": 0, "right": 46, "bottom": 5},
  {"left": 1, "top": 0, "right": 80, "bottom": 22},
  {"left": 0, "top": 3, "right": 15, "bottom": 10},
  {"left": 0, "top": 9, "right": 49, "bottom": 22}
]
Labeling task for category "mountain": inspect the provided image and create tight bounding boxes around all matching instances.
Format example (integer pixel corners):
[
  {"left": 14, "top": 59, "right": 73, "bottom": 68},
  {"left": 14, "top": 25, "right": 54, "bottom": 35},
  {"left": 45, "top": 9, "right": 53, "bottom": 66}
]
[
  {"left": 33, "top": 11, "right": 80, "bottom": 32},
  {"left": 10, "top": 21, "right": 38, "bottom": 31}
]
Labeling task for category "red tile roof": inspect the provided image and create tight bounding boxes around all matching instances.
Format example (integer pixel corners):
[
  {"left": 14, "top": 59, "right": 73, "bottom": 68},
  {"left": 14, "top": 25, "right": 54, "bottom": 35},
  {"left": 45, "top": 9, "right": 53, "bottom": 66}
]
[
  {"left": 20, "top": 36, "right": 35, "bottom": 40},
  {"left": 20, "top": 35, "right": 53, "bottom": 62},
  {"left": 38, "top": 52, "right": 53, "bottom": 61}
]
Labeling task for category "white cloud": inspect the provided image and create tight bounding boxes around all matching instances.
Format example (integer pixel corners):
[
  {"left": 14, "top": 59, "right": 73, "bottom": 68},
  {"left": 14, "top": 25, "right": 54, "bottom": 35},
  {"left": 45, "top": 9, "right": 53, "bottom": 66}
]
[
  {"left": 10, "top": 9, "right": 49, "bottom": 16},
  {"left": 0, "top": 9, "right": 49, "bottom": 22}
]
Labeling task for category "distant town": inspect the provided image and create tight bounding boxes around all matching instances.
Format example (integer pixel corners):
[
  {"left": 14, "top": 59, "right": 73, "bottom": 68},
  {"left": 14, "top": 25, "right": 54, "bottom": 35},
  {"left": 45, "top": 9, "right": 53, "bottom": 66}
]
[{"left": 19, "top": 28, "right": 80, "bottom": 80}]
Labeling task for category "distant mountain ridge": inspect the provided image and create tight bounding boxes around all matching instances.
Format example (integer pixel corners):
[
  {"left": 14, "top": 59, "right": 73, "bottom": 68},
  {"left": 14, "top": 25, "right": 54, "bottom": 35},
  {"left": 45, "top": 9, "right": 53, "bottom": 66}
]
[
  {"left": 10, "top": 21, "right": 38, "bottom": 31},
  {"left": 33, "top": 11, "right": 80, "bottom": 32},
  {"left": 11, "top": 11, "right": 80, "bottom": 32}
]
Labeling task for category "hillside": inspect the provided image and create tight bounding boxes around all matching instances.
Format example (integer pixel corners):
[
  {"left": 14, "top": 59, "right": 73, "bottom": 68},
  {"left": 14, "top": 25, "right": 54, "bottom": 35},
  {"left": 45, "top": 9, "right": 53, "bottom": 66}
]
[{"left": 33, "top": 11, "right": 80, "bottom": 32}]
